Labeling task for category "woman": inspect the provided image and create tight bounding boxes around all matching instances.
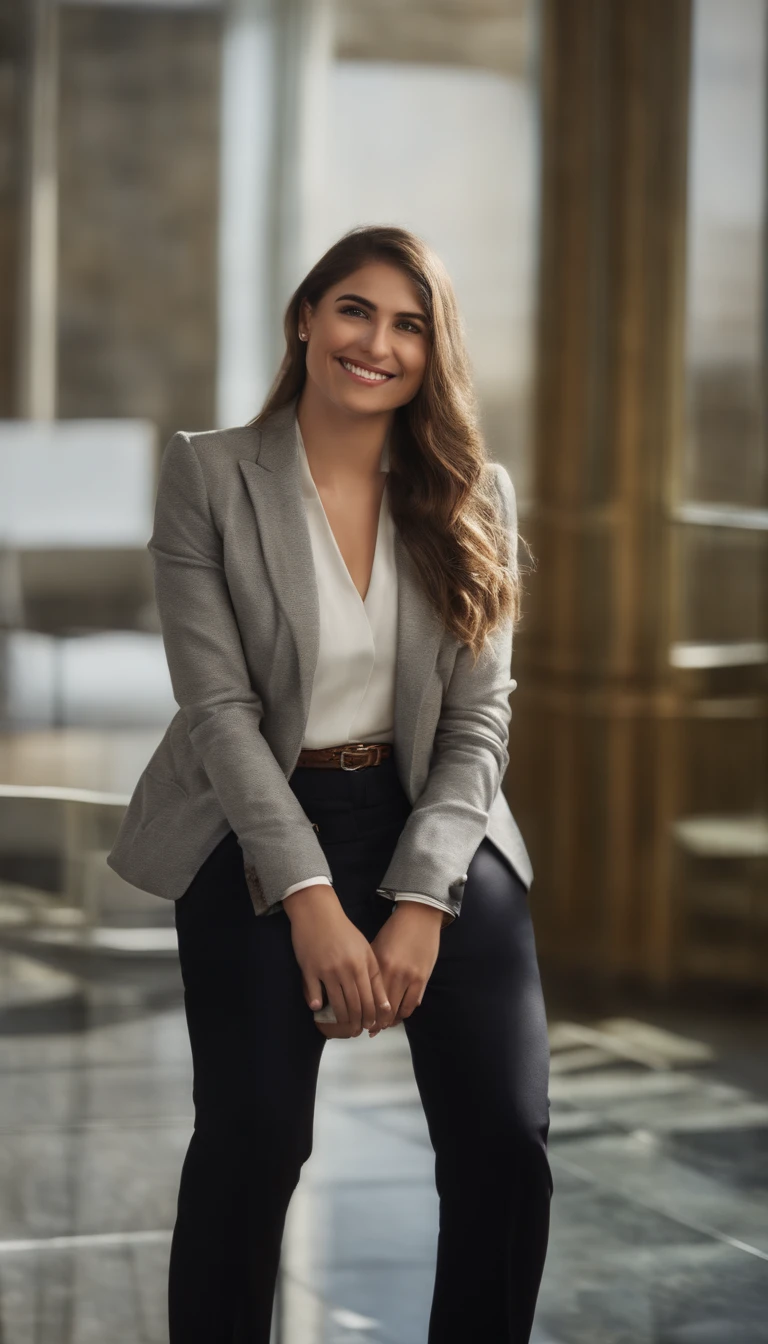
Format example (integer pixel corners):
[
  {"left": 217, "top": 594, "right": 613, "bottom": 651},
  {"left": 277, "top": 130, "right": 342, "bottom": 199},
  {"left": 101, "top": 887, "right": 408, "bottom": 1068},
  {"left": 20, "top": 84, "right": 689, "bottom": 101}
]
[{"left": 107, "top": 224, "right": 553, "bottom": 1342}]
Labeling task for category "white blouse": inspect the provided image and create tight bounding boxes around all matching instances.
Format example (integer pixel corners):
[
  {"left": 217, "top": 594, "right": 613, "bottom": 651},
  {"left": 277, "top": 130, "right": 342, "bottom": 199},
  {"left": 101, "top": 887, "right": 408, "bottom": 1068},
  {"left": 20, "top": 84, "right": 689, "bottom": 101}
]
[{"left": 280, "top": 420, "right": 452, "bottom": 920}]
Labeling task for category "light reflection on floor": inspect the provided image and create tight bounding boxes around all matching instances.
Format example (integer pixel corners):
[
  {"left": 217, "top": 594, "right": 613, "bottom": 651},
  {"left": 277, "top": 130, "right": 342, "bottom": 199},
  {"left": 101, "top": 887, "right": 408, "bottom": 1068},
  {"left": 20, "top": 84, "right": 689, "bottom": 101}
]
[{"left": 0, "top": 929, "right": 766, "bottom": 1344}]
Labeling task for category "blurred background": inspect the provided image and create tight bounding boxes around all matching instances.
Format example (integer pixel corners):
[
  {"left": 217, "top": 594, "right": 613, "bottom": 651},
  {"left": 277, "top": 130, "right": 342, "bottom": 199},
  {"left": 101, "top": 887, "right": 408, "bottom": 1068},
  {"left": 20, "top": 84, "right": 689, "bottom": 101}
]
[{"left": 0, "top": 0, "right": 766, "bottom": 1341}]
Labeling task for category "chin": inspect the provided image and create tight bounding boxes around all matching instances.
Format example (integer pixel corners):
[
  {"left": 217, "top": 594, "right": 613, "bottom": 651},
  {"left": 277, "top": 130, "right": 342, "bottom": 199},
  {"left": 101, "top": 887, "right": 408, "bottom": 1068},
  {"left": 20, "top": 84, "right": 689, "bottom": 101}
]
[{"left": 331, "top": 378, "right": 390, "bottom": 407}]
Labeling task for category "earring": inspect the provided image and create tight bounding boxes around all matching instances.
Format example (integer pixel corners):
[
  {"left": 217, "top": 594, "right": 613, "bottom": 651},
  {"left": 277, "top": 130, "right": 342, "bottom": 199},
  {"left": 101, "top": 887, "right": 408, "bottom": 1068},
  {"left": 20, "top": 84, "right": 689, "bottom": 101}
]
[{"left": 299, "top": 331, "right": 307, "bottom": 341}]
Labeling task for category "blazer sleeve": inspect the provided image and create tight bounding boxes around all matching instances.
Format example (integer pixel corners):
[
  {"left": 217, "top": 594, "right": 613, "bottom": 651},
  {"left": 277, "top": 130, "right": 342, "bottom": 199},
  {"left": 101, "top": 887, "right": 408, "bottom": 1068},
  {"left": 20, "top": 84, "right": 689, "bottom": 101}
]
[
  {"left": 374, "top": 463, "right": 519, "bottom": 920},
  {"left": 148, "top": 431, "right": 333, "bottom": 909}
]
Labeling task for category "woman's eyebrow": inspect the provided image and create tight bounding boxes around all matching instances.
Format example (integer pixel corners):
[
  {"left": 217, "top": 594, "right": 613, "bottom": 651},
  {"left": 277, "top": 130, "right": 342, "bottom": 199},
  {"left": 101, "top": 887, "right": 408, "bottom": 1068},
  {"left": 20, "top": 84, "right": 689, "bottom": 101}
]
[{"left": 335, "top": 292, "right": 428, "bottom": 322}]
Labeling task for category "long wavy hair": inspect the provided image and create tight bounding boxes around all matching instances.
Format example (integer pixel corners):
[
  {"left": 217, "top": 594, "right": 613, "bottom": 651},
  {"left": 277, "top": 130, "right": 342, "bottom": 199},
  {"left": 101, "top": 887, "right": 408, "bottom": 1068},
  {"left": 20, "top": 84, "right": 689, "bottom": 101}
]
[{"left": 247, "top": 224, "right": 530, "bottom": 664}]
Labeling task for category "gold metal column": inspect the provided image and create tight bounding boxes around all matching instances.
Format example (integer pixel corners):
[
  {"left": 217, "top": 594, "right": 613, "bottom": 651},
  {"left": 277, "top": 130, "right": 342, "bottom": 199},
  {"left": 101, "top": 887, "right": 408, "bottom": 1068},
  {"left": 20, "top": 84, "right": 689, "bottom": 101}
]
[{"left": 510, "top": 0, "right": 700, "bottom": 990}]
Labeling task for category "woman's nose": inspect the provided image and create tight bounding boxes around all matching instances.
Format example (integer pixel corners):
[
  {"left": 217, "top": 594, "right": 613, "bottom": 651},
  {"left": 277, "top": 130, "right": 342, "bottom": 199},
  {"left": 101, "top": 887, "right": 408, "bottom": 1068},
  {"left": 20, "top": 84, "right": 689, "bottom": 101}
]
[{"left": 361, "top": 324, "right": 393, "bottom": 359}]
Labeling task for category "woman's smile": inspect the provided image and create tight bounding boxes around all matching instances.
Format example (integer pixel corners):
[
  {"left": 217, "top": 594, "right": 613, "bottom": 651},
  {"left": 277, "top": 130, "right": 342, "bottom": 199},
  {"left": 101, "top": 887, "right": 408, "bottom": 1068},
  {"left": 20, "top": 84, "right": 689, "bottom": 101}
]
[{"left": 336, "top": 356, "right": 397, "bottom": 385}]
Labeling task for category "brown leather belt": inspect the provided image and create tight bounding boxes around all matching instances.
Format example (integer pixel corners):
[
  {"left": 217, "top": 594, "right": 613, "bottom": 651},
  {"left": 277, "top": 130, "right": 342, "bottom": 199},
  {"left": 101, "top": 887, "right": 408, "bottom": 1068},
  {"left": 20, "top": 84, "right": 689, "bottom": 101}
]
[{"left": 295, "top": 741, "right": 393, "bottom": 771}]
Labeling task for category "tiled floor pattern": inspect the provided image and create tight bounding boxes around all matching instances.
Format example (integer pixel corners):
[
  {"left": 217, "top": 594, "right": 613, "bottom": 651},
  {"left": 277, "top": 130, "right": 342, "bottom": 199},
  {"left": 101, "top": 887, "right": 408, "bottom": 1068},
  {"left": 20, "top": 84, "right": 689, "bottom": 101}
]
[{"left": 0, "top": 934, "right": 766, "bottom": 1343}]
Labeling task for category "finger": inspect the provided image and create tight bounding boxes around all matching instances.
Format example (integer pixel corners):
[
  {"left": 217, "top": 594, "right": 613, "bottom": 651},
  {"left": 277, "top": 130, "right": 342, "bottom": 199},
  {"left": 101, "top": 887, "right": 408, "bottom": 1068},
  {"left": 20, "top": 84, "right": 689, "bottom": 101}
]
[
  {"left": 369, "top": 964, "right": 392, "bottom": 1021},
  {"left": 326, "top": 978, "right": 349, "bottom": 1026},
  {"left": 377, "top": 974, "right": 405, "bottom": 1030},
  {"left": 358, "top": 961, "right": 379, "bottom": 1029},
  {"left": 329, "top": 1018, "right": 365, "bottom": 1039},
  {"left": 339, "top": 975, "right": 363, "bottom": 1034},
  {"left": 386, "top": 978, "right": 411, "bottom": 1027},
  {"left": 303, "top": 973, "right": 324, "bottom": 1012},
  {"left": 396, "top": 983, "right": 424, "bottom": 1022}
]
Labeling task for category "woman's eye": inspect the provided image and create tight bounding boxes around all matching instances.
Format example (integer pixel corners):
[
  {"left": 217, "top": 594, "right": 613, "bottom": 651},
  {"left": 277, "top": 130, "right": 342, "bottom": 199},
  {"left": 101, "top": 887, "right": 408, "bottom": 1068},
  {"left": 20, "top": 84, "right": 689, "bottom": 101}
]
[{"left": 339, "top": 305, "right": 421, "bottom": 335}]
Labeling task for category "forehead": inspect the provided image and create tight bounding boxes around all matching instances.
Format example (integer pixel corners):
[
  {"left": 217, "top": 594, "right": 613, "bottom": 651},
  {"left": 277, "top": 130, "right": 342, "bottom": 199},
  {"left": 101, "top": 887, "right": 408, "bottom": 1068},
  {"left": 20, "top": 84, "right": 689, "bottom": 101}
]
[{"left": 328, "top": 262, "right": 425, "bottom": 311}]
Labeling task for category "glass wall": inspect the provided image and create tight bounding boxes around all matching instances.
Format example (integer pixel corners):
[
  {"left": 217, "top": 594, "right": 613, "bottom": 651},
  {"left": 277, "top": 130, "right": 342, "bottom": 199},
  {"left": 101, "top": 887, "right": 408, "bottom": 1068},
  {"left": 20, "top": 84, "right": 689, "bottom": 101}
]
[
  {"left": 683, "top": 0, "right": 767, "bottom": 510},
  {"left": 678, "top": 0, "right": 767, "bottom": 655},
  {"left": 317, "top": 16, "right": 539, "bottom": 502}
]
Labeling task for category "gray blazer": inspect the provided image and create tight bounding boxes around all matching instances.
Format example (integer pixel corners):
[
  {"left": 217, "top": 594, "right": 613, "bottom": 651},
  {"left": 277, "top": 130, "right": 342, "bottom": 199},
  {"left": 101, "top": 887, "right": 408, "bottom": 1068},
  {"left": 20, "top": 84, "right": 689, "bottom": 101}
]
[{"left": 106, "top": 397, "right": 534, "bottom": 919}]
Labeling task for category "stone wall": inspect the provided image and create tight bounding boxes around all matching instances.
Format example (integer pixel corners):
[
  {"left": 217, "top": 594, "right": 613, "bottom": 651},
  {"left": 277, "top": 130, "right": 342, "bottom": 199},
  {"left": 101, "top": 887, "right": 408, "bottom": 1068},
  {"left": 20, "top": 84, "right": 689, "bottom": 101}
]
[{"left": 57, "top": 4, "right": 221, "bottom": 448}]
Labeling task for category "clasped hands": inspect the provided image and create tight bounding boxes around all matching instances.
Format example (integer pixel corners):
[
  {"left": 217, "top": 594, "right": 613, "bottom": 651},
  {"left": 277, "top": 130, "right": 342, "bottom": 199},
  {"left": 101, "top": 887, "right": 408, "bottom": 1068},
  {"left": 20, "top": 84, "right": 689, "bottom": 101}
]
[{"left": 283, "top": 884, "right": 443, "bottom": 1038}]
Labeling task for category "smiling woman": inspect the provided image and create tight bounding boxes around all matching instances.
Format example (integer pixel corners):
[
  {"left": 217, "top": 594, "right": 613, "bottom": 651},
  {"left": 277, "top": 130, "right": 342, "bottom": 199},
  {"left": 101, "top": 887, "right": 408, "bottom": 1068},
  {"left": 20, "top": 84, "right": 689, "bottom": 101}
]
[
  {"left": 250, "top": 223, "right": 525, "bottom": 664},
  {"left": 337, "top": 293, "right": 428, "bottom": 349},
  {"left": 303, "top": 264, "right": 431, "bottom": 410},
  {"left": 153, "top": 224, "right": 550, "bottom": 1344}
]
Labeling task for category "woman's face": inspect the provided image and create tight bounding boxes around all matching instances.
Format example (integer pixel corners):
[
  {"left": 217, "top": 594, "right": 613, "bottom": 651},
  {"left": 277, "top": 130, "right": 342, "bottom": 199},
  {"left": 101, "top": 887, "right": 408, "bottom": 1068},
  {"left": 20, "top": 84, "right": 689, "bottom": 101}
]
[{"left": 299, "top": 262, "right": 431, "bottom": 414}]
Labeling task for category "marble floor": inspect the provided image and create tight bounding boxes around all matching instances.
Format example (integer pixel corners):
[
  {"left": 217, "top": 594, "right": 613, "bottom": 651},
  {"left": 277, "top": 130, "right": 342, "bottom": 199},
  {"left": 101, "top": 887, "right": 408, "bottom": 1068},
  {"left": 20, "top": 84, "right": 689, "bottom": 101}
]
[{"left": 0, "top": 918, "right": 766, "bottom": 1343}]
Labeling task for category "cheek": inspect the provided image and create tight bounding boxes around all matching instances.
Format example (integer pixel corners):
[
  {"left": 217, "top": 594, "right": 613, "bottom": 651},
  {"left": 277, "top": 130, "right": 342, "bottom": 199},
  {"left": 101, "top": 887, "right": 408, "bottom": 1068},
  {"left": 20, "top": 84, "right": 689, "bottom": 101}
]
[
  {"left": 401, "top": 350, "right": 428, "bottom": 387},
  {"left": 307, "top": 345, "right": 339, "bottom": 387},
  {"left": 323, "top": 320, "right": 352, "bottom": 353}
]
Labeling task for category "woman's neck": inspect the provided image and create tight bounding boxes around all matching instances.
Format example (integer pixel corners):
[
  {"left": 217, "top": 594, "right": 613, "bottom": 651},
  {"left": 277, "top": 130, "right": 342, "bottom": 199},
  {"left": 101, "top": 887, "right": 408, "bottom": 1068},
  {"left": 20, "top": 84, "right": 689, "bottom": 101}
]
[{"left": 296, "top": 386, "right": 393, "bottom": 485}]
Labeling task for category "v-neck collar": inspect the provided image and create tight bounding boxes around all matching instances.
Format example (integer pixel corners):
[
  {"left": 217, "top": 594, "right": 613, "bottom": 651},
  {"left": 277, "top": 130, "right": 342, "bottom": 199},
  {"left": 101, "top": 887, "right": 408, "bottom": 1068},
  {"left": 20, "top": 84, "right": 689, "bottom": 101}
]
[{"left": 296, "top": 424, "right": 391, "bottom": 608}]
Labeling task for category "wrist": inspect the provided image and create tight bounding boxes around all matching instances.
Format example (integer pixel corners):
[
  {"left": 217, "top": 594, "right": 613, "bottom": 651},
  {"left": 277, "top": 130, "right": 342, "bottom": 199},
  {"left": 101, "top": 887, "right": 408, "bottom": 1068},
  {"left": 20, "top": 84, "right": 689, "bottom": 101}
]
[
  {"left": 393, "top": 901, "right": 452, "bottom": 929},
  {"left": 282, "top": 883, "right": 339, "bottom": 922}
]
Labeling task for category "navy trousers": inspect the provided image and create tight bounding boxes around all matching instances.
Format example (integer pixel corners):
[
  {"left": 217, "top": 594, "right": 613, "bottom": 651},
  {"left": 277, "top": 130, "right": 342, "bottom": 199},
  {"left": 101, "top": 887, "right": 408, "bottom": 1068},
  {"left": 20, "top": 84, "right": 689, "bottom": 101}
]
[{"left": 168, "top": 754, "right": 553, "bottom": 1343}]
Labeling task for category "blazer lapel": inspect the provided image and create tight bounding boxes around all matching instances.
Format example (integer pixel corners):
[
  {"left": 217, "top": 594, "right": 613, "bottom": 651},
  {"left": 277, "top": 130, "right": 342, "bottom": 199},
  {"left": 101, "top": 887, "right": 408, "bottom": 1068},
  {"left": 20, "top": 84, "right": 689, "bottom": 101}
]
[
  {"left": 238, "top": 401, "right": 320, "bottom": 731},
  {"left": 237, "top": 397, "right": 444, "bottom": 795}
]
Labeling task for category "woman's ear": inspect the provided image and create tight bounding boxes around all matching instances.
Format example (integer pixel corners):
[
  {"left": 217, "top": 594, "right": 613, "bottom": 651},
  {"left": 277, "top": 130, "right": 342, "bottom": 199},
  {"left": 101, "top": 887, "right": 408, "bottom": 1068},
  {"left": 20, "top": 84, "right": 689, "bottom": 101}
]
[{"left": 298, "top": 298, "right": 312, "bottom": 338}]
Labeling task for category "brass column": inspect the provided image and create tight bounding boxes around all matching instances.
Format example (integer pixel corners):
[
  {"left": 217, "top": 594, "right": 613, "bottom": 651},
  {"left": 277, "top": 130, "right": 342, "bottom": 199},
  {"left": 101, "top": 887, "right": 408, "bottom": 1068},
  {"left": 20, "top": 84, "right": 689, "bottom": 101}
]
[{"left": 511, "top": 0, "right": 694, "bottom": 989}]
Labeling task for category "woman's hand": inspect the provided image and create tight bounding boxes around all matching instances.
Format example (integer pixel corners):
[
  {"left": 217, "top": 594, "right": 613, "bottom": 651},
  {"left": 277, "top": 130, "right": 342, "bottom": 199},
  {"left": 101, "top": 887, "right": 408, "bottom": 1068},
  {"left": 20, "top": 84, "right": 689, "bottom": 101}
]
[
  {"left": 367, "top": 902, "right": 443, "bottom": 1034},
  {"left": 283, "top": 884, "right": 391, "bottom": 1037}
]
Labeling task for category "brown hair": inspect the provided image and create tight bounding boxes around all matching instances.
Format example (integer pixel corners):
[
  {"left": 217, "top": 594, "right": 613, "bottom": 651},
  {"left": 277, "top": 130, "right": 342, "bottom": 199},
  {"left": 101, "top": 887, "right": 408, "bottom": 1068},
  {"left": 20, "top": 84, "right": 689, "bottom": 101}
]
[{"left": 247, "top": 224, "right": 529, "bottom": 663}]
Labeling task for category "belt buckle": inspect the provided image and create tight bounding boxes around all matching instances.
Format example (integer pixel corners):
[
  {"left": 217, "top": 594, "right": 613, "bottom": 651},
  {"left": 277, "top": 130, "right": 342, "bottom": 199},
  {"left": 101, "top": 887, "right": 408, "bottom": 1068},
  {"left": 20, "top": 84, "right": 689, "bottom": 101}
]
[{"left": 340, "top": 743, "right": 373, "bottom": 771}]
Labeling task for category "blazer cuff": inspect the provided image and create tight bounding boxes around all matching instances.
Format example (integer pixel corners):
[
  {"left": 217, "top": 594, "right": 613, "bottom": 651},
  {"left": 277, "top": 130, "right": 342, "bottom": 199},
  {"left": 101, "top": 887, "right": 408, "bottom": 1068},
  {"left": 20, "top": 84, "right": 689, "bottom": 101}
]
[{"left": 378, "top": 888, "right": 455, "bottom": 928}]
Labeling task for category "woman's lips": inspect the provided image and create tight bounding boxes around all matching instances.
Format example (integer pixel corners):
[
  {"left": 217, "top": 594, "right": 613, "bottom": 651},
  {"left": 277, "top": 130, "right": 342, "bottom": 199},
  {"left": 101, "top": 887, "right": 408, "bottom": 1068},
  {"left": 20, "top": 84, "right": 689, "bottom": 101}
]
[{"left": 336, "top": 357, "right": 396, "bottom": 386}]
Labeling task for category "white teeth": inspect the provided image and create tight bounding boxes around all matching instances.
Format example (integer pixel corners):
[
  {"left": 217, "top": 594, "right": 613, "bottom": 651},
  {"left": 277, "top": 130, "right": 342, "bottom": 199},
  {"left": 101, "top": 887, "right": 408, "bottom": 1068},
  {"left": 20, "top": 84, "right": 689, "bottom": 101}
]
[{"left": 340, "top": 358, "right": 391, "bottom": 382}]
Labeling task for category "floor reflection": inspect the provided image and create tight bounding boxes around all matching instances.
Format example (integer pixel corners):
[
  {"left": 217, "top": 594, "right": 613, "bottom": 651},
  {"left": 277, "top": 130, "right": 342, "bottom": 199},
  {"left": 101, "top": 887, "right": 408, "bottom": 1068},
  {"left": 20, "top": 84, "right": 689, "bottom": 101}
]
[{"left": 0, "top": 930, "right": 766, "bottom": 1343}]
